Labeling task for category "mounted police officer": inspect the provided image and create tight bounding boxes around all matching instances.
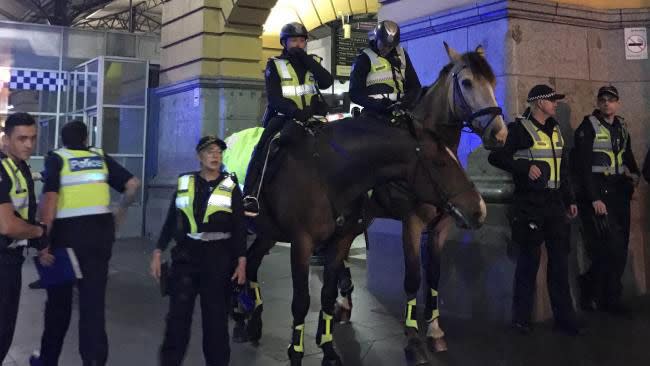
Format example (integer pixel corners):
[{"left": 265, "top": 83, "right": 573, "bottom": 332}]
[
  {"left": 242, "top": 22, "right": 334, "bottom": 216},
  {"left": 573, "top": 85, "right": 640, "bottom": 314},
  {"left": 349, "top": 20, "right": 421, "bottom": 120},
  {"left": 489, "top": 85, "right": 581, "bottom": 336},
  {"left": 31, "top": 120, "right": 140, "bottom": 366},
  {"left": 0, "top": 112, "right": 49, "bottom": 364},
  {"left": 151, "top": 136, "right": 247, "bottom": 366}
]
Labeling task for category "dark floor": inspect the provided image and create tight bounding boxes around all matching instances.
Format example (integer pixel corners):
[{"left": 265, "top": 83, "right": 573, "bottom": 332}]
[{"left": 3, "top": 238, "right": 650, "bottom": 366}]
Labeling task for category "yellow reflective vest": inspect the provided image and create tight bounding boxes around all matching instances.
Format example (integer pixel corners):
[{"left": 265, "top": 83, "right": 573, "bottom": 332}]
[
  {"left": 589, "top": 116, "right": 628, "bottom": 175},
  {"left": 175, "top": 173, "right": 235, "bottom": 240},
  {"left": 513, "top": 119, "right": 564, "bottom": 189},
  {"left": 362, "top": 46, "right": 406, "bottom": 101},
  {"left": 53, "top": 148, "right": 111, "bottom": 219},
  {"left": 273, "top": 55, "right": 322, "bottom": 110},
  {"left": 0, "top": 156, "right": 30, "bottom": 248}
]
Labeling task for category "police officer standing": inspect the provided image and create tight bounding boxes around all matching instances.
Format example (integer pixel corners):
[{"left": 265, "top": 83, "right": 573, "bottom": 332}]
[
  {"left": 349, "top": 20, "right": 421, "bottom": 117},
  {"left": 31, "top": 120, "right": 140, "bottom": 366},
  {"left": 242, "top": 22, "right": 333, "bottom": 216},
  {"left": 574, "top": 85, "right": 640, "bottom": 314},
  {"left": 0, "top": 112, "right": 50, "bottom": 363},
  {"left": 489, "top": 85, "right": 581, "bottom": 335},
  {"left": 150, "top": 136, "right": 247, "bottom": 366}
]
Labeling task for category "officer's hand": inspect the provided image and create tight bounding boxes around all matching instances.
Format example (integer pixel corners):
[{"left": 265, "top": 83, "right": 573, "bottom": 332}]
[
  {"left": 623, "top": 167, "right": 640, "bottom": 187},
  {"left": 592, "top": 200, "right": 607, "bottom": 215},
  {"left": 528, "top": 164, "right": 542, "bottom": 180},
  {"left": 113, "top": 206, "right": 127, "bottom": 231},
  {"left": 287, "top": 47, "right": 308, "bottom": 60},
  {"left": 231, "top": 257, "right": 247, "bottom": 285},
  {"left": 293, "top": 109, "right": 311, "bottom": 122},
  {"left": 38, "top": 247, "right": 55, "bottom": 267},
  {"left": 150, "top": 250, "right": 162, "bottom": 281},
  {"left": 566, "top": 204, "right": 578, "bottom": 219}
]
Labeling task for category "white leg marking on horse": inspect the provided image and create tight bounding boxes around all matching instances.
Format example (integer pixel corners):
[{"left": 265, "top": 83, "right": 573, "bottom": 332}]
[
  {"left": 427, "top": 318, "right": 445, "bottom": 339},
  {"left": 445, "top": 147, "right": 460, "bottom": 165},
  {"left": 479, "top": 197, "right": 487, "bottom": 222}
]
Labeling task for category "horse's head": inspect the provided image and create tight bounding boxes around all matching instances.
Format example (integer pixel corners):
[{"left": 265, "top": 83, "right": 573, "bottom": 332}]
[
  {"left": 410, "top": 128, "right": 486, "bottom": 229},
  {"left": 415, "top": 43, "right": 508, "bottom": 149}
]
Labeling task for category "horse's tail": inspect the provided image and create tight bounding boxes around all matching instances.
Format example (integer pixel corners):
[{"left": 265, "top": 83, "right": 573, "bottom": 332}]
[{"left": 222, "top": 127, "right": 265, "bottom": 184}]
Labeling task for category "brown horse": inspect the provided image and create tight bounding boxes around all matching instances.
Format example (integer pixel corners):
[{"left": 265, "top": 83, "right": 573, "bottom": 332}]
[{"left": 242, "top": 115, "right": 485, "bottom": 366}]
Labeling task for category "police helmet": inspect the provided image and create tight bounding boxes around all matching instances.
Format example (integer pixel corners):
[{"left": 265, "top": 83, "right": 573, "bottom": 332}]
[
  {"left": 374, "top": 20, "right": 400, "bottom": 49},
  {"left": 280, "top": 22, "right": 308, "bottom": 46}
]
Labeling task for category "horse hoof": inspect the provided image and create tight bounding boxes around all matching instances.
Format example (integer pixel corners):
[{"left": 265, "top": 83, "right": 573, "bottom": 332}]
[
  {"left": 334, "top": 302, "right": 352, "bottom": 324},
  {"left": 428, "top": 336, "right": 448, "bottom": 353},
  {"left": 232, "top": 322, "right": 249, "bottom": 343},
  {"left": 288, "top": 348, "right": 303, "bottom": 366},
  {"left": 404, "top": 338, "right": 429, "bottom": 366}
]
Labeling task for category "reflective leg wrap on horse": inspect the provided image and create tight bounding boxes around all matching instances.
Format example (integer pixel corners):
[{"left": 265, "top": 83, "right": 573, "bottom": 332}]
[
  {"left": 403, "top": 296, "right": 429, "bottom": 366},
  {"left": 246, "top": 281, "right": 263, "bottom": 342},
  {"left": 316, "top": 311, "right": 342, "bottom": 366},
  {"left": 287, "top": 324, "right": 305, "bottom": 365},
  {"left": 404, "top": 295, "right": 419, "bottom": 331}
]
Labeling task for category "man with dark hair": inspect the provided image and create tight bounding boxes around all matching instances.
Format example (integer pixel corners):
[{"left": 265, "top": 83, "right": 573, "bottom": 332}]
[
  {"left": 30, "top": 120, "right": 140, "bottom": 366},
  {"left": 574, "top": 85, "right": 640, "bottom": 314},
  {"left": 0, "top": 112, "right": 50, "bottom": 363}
]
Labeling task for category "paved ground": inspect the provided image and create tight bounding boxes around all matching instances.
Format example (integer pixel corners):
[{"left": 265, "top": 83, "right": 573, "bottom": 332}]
[{"left": 3, "top": 238, "right": 650, "bottom": 366}]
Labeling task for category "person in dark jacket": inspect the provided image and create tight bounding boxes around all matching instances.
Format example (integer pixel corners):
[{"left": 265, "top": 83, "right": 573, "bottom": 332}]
[
  {"left": 349, "top": 20, "right": 421, "bottom": 117},
  {"left": 573, "top": 85, "right": 640, "bottom": 314},
  {"left": 242, "top": 22, "right": 334, "bottom": 216},
  {"left": 150, "top": 136, "right": 247, "bottom": 366},
  {"left": 489, "top": 85, "right": 581, "bottom": 335}
]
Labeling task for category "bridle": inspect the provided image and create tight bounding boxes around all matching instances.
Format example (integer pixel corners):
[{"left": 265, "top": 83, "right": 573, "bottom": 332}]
[{"left": 450, "top": 65, "right": 503, "bottom": 135}]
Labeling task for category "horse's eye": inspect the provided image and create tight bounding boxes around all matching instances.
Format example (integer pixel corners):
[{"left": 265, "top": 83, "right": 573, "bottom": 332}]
[{"left": 462, "top": 79, "right": 473, "bottom": 88}]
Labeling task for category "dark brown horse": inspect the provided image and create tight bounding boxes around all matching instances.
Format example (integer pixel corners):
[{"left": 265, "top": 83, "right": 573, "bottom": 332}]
[{"left": 242, "top": 115, "right": 485, "bottom": 366}]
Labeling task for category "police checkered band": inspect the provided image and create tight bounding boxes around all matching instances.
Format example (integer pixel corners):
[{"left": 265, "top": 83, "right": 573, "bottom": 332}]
[
  {"left": 3, "top": 69, "right": 66, "bottom": 92},
  {"left": 527, "top": 93, "right": 558, "bottom": 102}
]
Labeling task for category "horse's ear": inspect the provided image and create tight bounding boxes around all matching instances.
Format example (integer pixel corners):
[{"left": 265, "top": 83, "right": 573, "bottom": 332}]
[
  {"left": 444, "top": 42, "right": 460, "bottom": 61},
  {"left": 475, "top": 45, "right": 486, "bottom": 58}
]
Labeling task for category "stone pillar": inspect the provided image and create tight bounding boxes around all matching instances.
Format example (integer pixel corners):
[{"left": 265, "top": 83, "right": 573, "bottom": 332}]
[
  {"left": 145, "top": 0, "right": 275, "bottom": 238},
  {"left": 371, "top": 0, "right": 650, "bottom": 322}
]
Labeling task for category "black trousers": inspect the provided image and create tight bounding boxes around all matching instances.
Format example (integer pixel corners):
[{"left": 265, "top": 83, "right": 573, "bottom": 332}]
[
  {"left": 578, "top": 184, "right": 631, "bottom": 307},
  {"left": 511, "top": 198, "right": 576, "bottom": 325},
  {"left": 159, "top": 241, "right": 234, "bottom": 366},
  {"left": 39, "top": 239, "right": 113, "bottom": 366},
  {"left": 242, "top": 116, "right": 287, "bottom": 196},
  {"left": 0, "top": 253, "right": 23, "bottom": 363}
]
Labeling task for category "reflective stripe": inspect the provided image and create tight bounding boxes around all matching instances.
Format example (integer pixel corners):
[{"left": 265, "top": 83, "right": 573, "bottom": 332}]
[
  {"left": 281, "top": 84, "right": 318, "bottom": 97},
  {"left": 588, "top": 116, "right": 627, "bottom": 175},
  {"left": 178, "top": 175, "right": 191, "bottom": 191},
  {"left": 186, "top": 232, "right": 232, "bottom": 241},
  {"left": 513, "top": 119, "right": 563, "bottom": 189},
  {"left": 11, "top": 196, "right": 28, "bottom": 211},
  {"left": 175, "top": 196, "right": 190, "bottom": 208},
  {"left": 60, "top": 172, "right": 107, "bottom": 186},
  {"left": 363, "top": 47, "right": 406, "bottom": 93},
  {"left": 8, "top": 239, "right": 27, "bottom": 248},
  {"left": 369, "top": 93, "right": 398, "bottom": 101},
  {"left": 207, "top": 193, "right": 232, "bottom": 209},
  {"left": 272, "top": 57, "right": 318, "bottom": 110},
  {"left": 276, "top": 60, "right": 292, "bottom": 80},
  {"left": 1, "top": 157, "right": 30, "bottom": 219},
  {"left": 56, "top": 205, "right": 112, "bottom": 218}
]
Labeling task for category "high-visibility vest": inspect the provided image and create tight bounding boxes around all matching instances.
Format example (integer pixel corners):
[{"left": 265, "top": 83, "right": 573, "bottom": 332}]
[
  {"left": 53, "top": 148, "right": 111, "bottom": 219},
  {"left": 175, "top": 174, "right": 235, "bottom": 240},
  {"left": 513, "top": 119, "right": 564, "bottom": 189},
  {"left": 362, "top": 46, "right": 406, "bottom": 102},
  {"left": 273, "top": 55, "right": 321, "bottom": 110},
  {"left": 589, "top": 116, "right": 628, "bottom": 175},
  {"left": 0, "top": 156, "right": 29, "bottom": 248}
]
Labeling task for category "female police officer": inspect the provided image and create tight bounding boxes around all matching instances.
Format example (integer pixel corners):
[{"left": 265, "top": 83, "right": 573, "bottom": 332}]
[{"left": 150, "top": 136, "right": 246, "bottom": 366}]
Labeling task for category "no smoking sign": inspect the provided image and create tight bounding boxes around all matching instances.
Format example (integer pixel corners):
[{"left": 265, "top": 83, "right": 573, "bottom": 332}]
[{"left": 624, "top": 27, "right": 648, "bottom": 60}]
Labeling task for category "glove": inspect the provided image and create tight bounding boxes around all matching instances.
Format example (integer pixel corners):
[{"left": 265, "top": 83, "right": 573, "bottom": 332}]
[
  {"left": 377, "top": 98, "right": 393, "bottom": 113},
  {"left": 287, "top": 47, "right": 309, "bottom": 63},
  {"left": 292, "top": 109, "right": 311, "bottom": 122}
]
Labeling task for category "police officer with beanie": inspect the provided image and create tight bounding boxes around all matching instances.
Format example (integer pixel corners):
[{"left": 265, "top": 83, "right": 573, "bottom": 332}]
[
  {"left": 349, "top": 20, "right": 421, "bottom": 117},
  {"left": 489, "top": 85, "right": 581, "bottom": 335},
  {"left": 31, "top": 120, "right": 140, "bottom": 366},
  {"left": 242, "top": 22, "right": 333, "bottom": 216},
  {"left": 0, "top": 112, "right": 50, "bottom": 363},
  {"left": 151, "top": 136, "right": 247, "bottom": 366},
  {"left": 574, "top": 85, "right": 640, "bottom": 314}
]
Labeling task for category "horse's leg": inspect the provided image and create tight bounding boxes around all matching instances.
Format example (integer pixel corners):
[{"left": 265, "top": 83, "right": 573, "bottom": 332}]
[
  {"left": 287, "top": 234, "right": 316, "bottom": 366},
  {"left": 424, "top": 216, "right": 452, "bottom": 352},
  {"left": 243, "top": 236, "right": 276, "bottom": 343},
  {"left": 334, "top": 235, "right": 356, "bottom": 323},
  {"left": 316, "top": 236, "right": 351, "bottom": 366},
  {"left": 402, "top": 214, "right": 429, "bottom": 366}
]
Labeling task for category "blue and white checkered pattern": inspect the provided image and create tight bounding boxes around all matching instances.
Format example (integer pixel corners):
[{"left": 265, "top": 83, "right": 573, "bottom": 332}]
[{"left": 8, "top": 69, "right": 66, "bottom": 92}]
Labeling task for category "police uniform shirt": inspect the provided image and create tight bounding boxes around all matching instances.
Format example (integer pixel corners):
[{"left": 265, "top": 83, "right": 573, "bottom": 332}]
[
  {"left": 488, "top": 116, "right": 575, "bottom": 206},
  {"left": 157, "top": 172, "right": 246, "bottom": 258},
  {"left": 265, "top": 49, "right": 334, "bottom": 119},
  {"left": 42, "top": 146, "right": 133, "bottom": 246},
  {"left": 0, "top": 153, "right": 37, "bottom": 242},
  {"left": 573, "top": 110, "right": 640, "bottom": 202},
  {"left": 349, "top": 41, "right": 422, "bottom": 113}
]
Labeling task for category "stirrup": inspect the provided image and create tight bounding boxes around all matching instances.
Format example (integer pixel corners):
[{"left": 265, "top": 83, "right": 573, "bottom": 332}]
[{"left": 243, "top": 196, "right": 260, "bottom": 217}]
